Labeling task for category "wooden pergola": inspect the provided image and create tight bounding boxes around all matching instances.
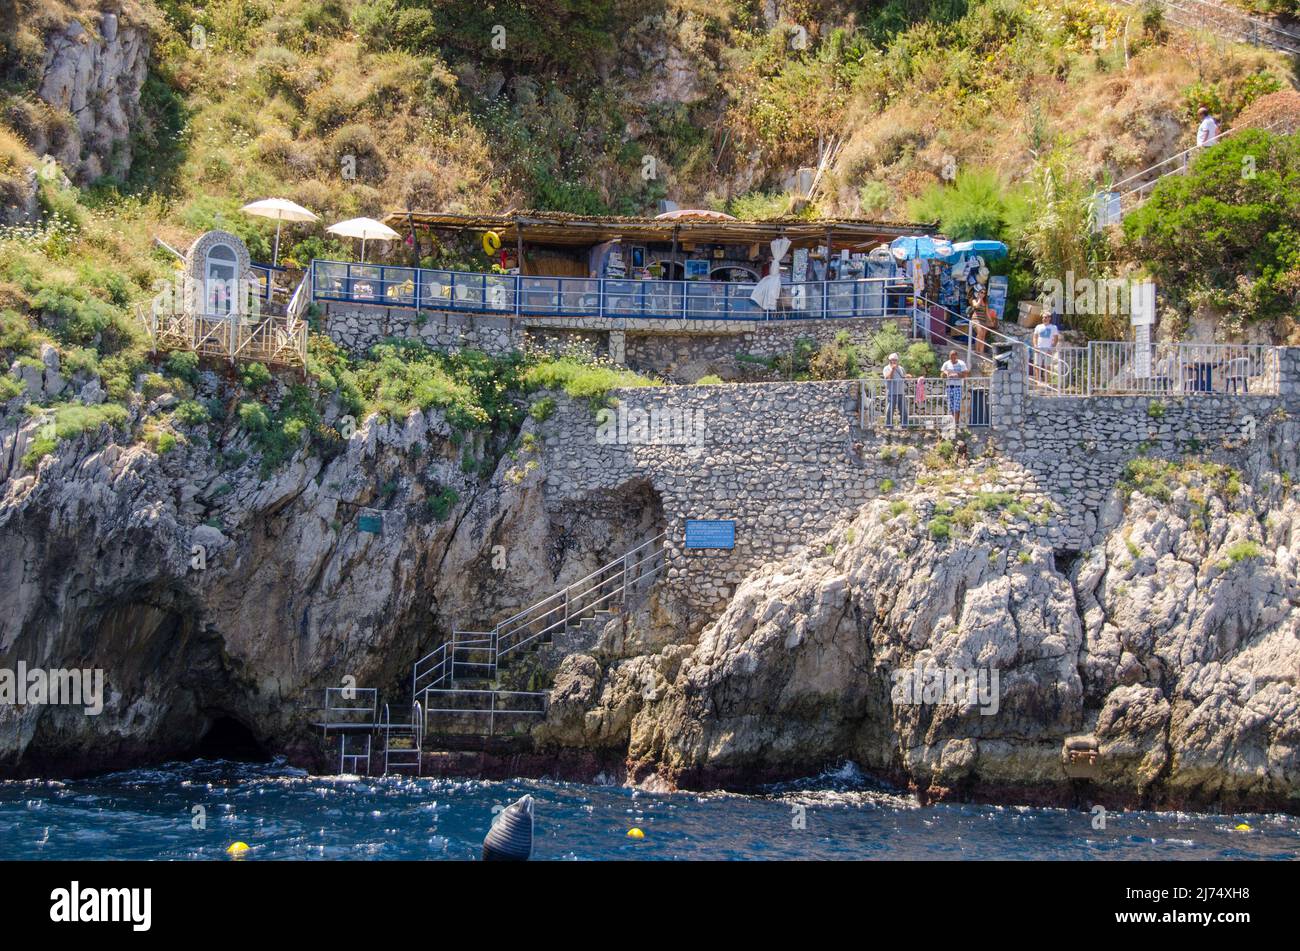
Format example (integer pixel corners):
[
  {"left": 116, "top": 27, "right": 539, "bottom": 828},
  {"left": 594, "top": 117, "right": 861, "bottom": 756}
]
[
  {"left": 384, "top": 210, "right": 937, "bottom": 276},
  {"left": 384, "top": 209, "right": 934, "bottom": 248}
]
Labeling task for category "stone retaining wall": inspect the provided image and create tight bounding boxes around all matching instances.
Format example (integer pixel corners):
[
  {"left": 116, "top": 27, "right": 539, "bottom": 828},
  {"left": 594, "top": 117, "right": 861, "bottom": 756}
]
[
  {"left": 319, "top": 302, "right": 521, "bottom": 356},
  {"left": 539, "top": 347, "right": 1300, "bottom": 616},
  {"left": 318, "top": 299, "right": 903, "bottom": 383}
]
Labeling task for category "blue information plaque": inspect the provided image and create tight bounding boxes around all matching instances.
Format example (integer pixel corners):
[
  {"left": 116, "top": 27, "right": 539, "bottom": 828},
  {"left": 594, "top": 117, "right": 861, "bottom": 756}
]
[{"left": 685, "top": 519, "right": 735, "bottom": 550}]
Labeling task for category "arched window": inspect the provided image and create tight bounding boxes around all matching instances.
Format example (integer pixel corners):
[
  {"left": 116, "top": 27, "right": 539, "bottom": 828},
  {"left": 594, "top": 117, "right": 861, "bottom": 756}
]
[{"left": 205, "top": 244, "right": 238, "bottom": 316}]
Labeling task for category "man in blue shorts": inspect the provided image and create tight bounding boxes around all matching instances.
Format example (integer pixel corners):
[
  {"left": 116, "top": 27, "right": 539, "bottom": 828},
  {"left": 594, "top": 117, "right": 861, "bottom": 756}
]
[{"left": 940, "top": 349, "right": 968, "bottom": 427}]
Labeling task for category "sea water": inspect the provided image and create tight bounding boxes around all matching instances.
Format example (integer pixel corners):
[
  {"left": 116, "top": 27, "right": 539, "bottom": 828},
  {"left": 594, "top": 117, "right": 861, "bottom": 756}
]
[{"left": 1, "top": 760, "right": 1296, "bottom": 861}]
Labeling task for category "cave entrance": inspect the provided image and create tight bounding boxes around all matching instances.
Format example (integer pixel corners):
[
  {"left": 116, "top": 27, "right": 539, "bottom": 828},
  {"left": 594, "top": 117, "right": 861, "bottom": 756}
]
[
  {"left": 195, "top": 715, "right": 270, "bottom": 762},
  {"left": 1053, "top": 549, "right": 1082, "bottom": 575}
]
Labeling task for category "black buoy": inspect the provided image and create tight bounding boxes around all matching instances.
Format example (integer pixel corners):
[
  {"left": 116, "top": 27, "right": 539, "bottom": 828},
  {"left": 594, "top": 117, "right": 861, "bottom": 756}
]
[{"left": 482, "top": 795, "right": 534, "bottom": 861}]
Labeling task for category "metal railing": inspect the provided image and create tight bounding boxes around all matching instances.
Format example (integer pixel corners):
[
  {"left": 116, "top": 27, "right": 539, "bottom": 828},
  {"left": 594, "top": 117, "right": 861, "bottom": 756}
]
[
  {"left": 410, "top": 532, "right": 666, "bottom": 700},
  {"left": 310, "top": 259, "right": 911, "bottom": 322},
  {"left": 316, "top": 686, "right": 377, "bottom": 729},
  {"left": 860, "top": 375, "right": 992, "bottom": 429},
  {"left": 1031, "top": 341, "right": 1279, "bottom": 397},
  {"left": 1112, "top": 0, "right": 1300, "bottom": 55},
  {"left": 421, "top": 688, "right": 548, "bottom": 737},
  {"left": 378, "top": 700, "right": 423, "bottom": 775},
  {"left": 138, "top": 303, "right": 308, "bottom": 367},
  {"left": 1108, "top": 117, "right": 1285, "bottom": 217},
  {"left": 495, "top": 531, "right": 666, "bottom": 663}
]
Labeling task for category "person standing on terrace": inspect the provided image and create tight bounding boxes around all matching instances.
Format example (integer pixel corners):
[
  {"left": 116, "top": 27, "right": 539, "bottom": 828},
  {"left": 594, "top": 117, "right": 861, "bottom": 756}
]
[
  {"left": 969, "top": 288, "right": 996, "bottom": 357},
  {"left": 883, "top": 352, "right": 909, "bottom": 428},
  {"left": 1032, "top": 312, "right": 1061, "bottom": 383},
  {"left": 940, "top": 349, "right": 969, "bottom": 427}
]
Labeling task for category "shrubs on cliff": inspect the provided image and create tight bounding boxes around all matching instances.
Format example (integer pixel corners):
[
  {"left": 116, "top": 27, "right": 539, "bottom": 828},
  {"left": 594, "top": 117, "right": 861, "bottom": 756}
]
[
  {"left": 1124, "top": 129, "right": 1300, "bottom": 327},
  {"left": 521, "top": 352, "right": 653, "bottom": 406},
  {"left": 21, "top": 401, "right": 129, "bottom": 468}
]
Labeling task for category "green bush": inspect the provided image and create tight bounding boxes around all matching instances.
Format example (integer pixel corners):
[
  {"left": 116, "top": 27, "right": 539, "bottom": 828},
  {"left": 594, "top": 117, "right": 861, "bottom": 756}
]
[
  {"left": 238, "top": 401, "right": 270, "bottom": 432},
  {"left": 908, "top": 168, "right": 1028, "bottom": 242},
  {"left": 1124, "top": 130, "right": 1300, "bottom": 324},
  {"left": 173, "top": 399, "right": 211, "bottom": 426},
  {"left": 928, "top": 515, "right": 953, "bottom": 541},
  {"left": 165, "top": 350, "right": 201, "bottom": 385},
  {"left": 425, "top": 486, "right": 460, "bottom": 521},
  {"left": 239, "top": 362, "right": 273, "bottom": 391},
  {"left": 21, "top": 402, "right": 128, "bottom": 468},
  {"left": 528, "top": 396, "right": 556, "bottom": 422},
  {"left": 1223, "top": 540, "right": 1264, "bottom": 565}
]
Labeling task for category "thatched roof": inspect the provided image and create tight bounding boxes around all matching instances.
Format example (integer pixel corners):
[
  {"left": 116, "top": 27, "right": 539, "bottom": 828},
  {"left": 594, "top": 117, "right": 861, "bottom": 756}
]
[{"left": 383, "top": 209, "right": 936, "bottom": 248}]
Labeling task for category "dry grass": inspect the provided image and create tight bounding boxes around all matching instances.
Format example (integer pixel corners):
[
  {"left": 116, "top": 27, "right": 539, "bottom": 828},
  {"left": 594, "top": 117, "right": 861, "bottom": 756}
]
[{"left": 818, "top": 20, "right": 1295, "bottom": 219}]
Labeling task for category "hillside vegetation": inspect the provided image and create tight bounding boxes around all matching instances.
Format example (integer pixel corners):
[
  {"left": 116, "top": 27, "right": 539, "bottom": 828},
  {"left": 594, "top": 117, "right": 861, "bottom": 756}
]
[{"left": 0, "top": 0, "right": 1297, "bottom": 474}]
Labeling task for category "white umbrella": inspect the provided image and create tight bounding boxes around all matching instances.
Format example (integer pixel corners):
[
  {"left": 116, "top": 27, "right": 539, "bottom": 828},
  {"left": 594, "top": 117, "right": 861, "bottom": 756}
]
[
  {"left": 654, "top": 208, "right": 737, "bottom": 221},
  {"left": 750, "top": 236, "right": 792, "bottom": 312},
  {"left": 240, "top": 198, "right": 319, "bottom": 267},
  {"left": 326, "top": 217, "right": 400, "bottom": 263}
]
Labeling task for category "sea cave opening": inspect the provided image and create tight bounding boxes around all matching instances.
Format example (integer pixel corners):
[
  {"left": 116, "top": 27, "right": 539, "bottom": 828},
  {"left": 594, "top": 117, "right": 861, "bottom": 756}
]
[{"left": 194, "top": 715, "right": 271, "bottom": 762}]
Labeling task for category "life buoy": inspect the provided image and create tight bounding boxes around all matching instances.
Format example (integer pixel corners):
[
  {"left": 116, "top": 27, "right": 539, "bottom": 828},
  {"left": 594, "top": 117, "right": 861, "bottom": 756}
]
[{"left": 482, "top": 230, "right": 502, "bottom": 255}]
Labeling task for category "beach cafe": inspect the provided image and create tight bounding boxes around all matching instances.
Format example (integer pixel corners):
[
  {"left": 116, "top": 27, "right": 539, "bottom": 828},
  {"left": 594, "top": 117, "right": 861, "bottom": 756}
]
[{"left": 307, "top": 209, "right": 964, "bottom": 322}]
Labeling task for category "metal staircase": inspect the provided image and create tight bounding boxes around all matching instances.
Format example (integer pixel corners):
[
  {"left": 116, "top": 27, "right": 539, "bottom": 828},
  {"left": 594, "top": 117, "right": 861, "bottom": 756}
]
[{"left": 411, "top": 532, "right": 666, "bottom": 737}]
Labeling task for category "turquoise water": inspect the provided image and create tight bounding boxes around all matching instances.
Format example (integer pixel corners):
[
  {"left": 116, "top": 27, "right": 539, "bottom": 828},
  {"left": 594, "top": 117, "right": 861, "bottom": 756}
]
[{"left": 1, "top": 760, "right": 1297, "bottom": 860}]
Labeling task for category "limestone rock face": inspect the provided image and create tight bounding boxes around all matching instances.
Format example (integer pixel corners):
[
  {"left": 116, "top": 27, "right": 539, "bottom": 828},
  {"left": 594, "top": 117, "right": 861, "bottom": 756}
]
[
  {"left": 0, "top": 398, "right": 631, "bottom": 776},
  {"left": 547, "top": 471, "right": 1300, "bottom": 811},
  {"left": 36, "top": 16, "right": 151, "bottom": 183}
]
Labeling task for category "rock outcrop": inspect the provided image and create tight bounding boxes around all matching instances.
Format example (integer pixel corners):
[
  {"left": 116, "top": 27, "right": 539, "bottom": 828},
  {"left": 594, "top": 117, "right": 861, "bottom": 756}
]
[
  {"left": 541, "top": 463, "right": 1300, "bottom": 812},
  {"left": 35, "top": 13, "right": 150, "bottom": 183},
  {"left": 0, "top": 375, "right": 646, "bottom": 776}
]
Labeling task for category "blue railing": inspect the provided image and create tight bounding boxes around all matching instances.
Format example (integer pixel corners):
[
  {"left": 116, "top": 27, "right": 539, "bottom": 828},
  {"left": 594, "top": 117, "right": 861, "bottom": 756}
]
[
  {"left": 250, "top": 261, "right": 287, "bottom": 303},
  {"left": 309, "top": 260, "right": 910, "bottom": 321}
]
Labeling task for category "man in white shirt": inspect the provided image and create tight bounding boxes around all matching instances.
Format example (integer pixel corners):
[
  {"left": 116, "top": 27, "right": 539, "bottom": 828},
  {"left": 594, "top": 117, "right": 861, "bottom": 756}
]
[
  {"left": 940, "top": 349, "right": 968, "bottom": 426},
  {"left": 1196, "top": 106, "right": 1219, "bottom": 148},
  {"left": 1031, "top": 313, "right": 1061, "bottom": 382}
]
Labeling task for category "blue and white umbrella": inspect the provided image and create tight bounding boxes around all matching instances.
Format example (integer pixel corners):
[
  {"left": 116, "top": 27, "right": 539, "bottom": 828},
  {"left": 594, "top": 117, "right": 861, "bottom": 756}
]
[
  {"left": 951, "top": 239, "right": 1008, "bottom": 259},
  {"left": 890, "top": 235, "right": 955, "bottom": 261}
]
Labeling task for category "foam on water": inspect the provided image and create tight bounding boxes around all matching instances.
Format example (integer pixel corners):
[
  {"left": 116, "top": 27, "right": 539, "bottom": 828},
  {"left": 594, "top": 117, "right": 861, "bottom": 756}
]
[{"left": 1, "top": 759, "right": 1297, "bottom": 861}]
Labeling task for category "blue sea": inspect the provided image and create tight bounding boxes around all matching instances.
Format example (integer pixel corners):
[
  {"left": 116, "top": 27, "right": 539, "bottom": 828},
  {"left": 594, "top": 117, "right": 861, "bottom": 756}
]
[{"left": 1, "top": 760, "right": 1296, "bottom": 860}]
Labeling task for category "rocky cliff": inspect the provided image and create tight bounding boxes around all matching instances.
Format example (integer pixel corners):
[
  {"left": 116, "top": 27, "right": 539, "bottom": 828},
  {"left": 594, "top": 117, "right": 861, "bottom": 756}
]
[
  {"left": 539, "top": 442, "right": 1300, "bottom": 813},
  {"left": 33, "top": 12, "right": 150, "bottom": 183},
  {"left": 0, "top": 366, "right": 645, "bottom": 776}
]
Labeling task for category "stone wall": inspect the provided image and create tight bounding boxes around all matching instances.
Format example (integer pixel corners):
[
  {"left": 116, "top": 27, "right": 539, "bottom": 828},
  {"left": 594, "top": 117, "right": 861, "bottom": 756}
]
[
  {"left": 620, "top": 317, "right": 908, "bottom": 383},
  {"left": 992, "top": 346, "right": 1300, "bottom": 548},
  {"left": 538, "top": 380, "right": 938, "bottom": 615},
  {"left": 539, "top": 347, "right": 1300, "bottom": 617},
  {"left": 318, "top": 296, "right": 904, "bottom": 383},
  {"left": 319, "top": 302, "right": 521, "bottom": 356}
]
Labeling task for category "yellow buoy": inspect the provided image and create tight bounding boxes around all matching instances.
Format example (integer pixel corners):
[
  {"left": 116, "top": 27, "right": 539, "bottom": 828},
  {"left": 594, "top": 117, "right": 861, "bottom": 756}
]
[
  {"left": 627, "top": 828, "right": 645, "bottom": 839},
  {"left": 226, "top": 841, "right": 251, "bottom": 856},
  {"left": 1234, "top": 823, "right": 1251, "bottom": 832},
  {"left": 482, "top": 230, "right": 502, "bottom": 255}
]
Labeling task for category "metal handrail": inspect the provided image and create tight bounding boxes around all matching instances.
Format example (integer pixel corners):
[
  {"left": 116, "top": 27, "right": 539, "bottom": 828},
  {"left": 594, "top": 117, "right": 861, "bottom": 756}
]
[
  {"left": 1030, "top": 340, "right": 1280, "bottom": 397},
  {"left": 410, "top": 533, "right": 667, "bottom": 700},
  {"left": 1111, "top": 0, "right": 1300, "bottom": 54},
  {"left": 494, "top": 535, "right": 666, "bottom": 661},
  {"left": 495, "top": 548, "right": 665, "bottom": 661}
]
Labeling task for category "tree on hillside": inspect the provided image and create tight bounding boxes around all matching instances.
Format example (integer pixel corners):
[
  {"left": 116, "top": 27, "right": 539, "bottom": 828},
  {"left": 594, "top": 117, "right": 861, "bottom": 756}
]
[{"left": 1123, "top": 129, "right": 1300, "bottom": 328}]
